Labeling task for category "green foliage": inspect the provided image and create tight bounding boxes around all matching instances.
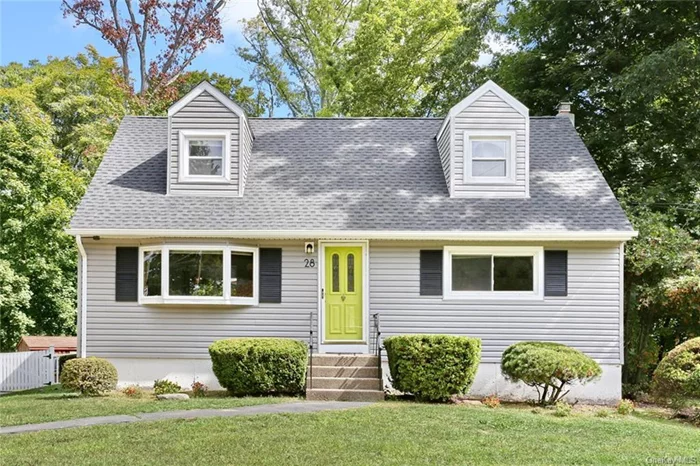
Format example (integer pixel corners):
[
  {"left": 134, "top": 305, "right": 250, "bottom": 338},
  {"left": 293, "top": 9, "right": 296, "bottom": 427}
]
[
  {"left": 60, "top": 357, "right": 118, "bottom": 396},
  {"left": 1, "top": 46, "right": 129, "bottom": 174},
  {"left": 595, "top": 408, "right": 610, "bottom": 418},
  {"left": 238, "top": 0, "right": 492, "bottom": 116},
  {"left": 209, "top": 338, "right": 308, "bottom": 396},
  {"left": 0, "top": 87, "right": 85, "bottom": 350},
  {"left": 553, "top": 401, "right": 572, "bottom": 417},
  {"left": 384, "top": 334, "right": 481, "bottom": 402},
  {"left": 616, "top": 399, "right": 635, "bottom": 416},
  {"left": 0, "top": 259, "right": 33, "bottom": 351},
  {"left": 486, "top": 1, "right": 700, "bottom": 389},
  {"left": 652, "top": 337, "right": 700, "bottom": 399},
  {"left": 501, "top": 342, "right": 602, "bottom": 405},
  {"left": 153, "top": 379, "right": 181, "bottom": 395}
]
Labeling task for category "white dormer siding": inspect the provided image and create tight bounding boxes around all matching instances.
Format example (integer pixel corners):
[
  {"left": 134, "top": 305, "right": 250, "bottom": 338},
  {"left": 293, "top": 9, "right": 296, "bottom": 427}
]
[
  {"left": 167, "top": 82, "right": 252, "bottom": 197},
  {"left": 437, "top": 81, "right": 529, "bottom": 198}
]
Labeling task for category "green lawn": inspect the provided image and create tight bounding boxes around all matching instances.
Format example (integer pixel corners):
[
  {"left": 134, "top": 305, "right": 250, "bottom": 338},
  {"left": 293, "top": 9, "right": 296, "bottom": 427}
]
[
  {"left": 1, "top": 402, "right": 698, "bottom": 465},
  {"left": 0, "top": 385, "right": 296, "bottom": 427}
]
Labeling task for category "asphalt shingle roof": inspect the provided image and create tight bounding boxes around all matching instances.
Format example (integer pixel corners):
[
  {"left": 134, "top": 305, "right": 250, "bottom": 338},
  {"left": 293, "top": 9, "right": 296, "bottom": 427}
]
[{"left": 70, "top": 116, "right": 633, "bottom": 233}]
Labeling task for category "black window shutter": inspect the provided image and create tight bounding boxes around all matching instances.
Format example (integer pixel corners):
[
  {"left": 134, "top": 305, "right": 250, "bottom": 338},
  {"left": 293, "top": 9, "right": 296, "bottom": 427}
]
[
  {"left": 115, "top": 247, "right": 139, "bottom": 302},
  {"left": 420, "top": 250, "right": 443, "bottom": 296},
  {"left": 545, "top": 250, "right": 568, "bottom": 297},
  {"left": 259, "top": 248, "right": 282, "bottom": 303}
]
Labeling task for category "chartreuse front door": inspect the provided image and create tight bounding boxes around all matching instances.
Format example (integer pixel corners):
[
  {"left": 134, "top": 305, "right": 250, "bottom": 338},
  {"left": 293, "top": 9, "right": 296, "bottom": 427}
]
[{"left": 324, "top": 246, "right": 363, "bottom": 342}]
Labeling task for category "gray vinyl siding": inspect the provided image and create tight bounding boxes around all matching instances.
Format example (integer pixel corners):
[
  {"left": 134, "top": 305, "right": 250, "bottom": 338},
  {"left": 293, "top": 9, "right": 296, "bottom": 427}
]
[
  {"left": 369, "top": 242, "right": 621, "bottom": 364},
  {"left": 436, "top": 121, "right": 451, "bottom": 191},
  {"left": 83, "top": 239, "right": 621, "bottom": 365},
  {"left": 84, "top": 240, "right": 317, "bottom": 358},
  {"left": 169, "top": 91, "right": 240, "bottom": 197},
  {"left": 240, "top": 117, "right": 253, "bottom": 194},
  {"left": 452, "top": 90, "right": 528, "bottom": 197}
]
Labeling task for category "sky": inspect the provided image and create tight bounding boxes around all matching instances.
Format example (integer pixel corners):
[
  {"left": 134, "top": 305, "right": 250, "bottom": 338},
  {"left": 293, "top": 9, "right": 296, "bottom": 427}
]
[
  {"left": 0, "top": 0, "right": 263, "bottom": 89},
  {"left": 0, "top": 0, "right": 503, "bottom": 116}
]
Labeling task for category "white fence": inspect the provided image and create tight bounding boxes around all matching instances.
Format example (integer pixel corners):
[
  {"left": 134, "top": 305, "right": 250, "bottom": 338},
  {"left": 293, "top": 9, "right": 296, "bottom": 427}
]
[{"left": 0, "top": 347, "right": 58, "bottom": 391}]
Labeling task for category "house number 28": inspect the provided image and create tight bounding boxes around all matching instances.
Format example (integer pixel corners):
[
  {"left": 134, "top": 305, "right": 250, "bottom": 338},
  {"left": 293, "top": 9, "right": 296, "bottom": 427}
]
[{"left": 304, "top": 259, "right": 316, "bottom": 268}]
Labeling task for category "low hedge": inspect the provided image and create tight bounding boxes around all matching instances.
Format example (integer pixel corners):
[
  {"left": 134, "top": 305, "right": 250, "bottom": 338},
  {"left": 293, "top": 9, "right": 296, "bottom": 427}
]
[
  {"left": 58, "top": 353, "right": 77, "bottom": 374},
  {"left": 59, "top": 357, "right": 118, "bottom": 396},
  {"left": 652, "top": 337, "right": 700, "bottom": 399},
  {"left": 384, "top": 334, "right": 481, "bottom": 402},
  {"left": 501, "top": 342, "right": 601, "bottom": 405},
  {"left": 209, "top": 338, "right": 308, "bottom": 396}
]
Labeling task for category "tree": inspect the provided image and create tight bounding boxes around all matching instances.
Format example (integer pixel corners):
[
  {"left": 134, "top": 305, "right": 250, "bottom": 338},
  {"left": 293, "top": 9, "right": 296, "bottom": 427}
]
[
  {"left": 0, "top": 88, "right": 85, "bottom": 349},
  {"left": 0, "top": 260, "right": 33, "bottom": 351},
  {"left": 487, "top": 0, "right": 700, "bottom": 389},
  {"left": 160, "top": 70, "right": 269, "bottom": 116},
  {"left": 238, "top": 0, "right": 492, "bottom": 116},
  {"left": 1, "top": 46, "right": 131, "bottom": 174},
  {"left": 61, "top": 0, "right": 228, "bottom": 96}
]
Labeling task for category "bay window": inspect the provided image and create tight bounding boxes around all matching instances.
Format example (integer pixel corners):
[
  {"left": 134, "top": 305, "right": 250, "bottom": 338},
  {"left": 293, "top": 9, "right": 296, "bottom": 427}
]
[
  {"left": 444, "top": 246, "right": 543, "bottom": 300},
  {"left": 139, "top": 245, "right": 258, "bottom": 305}
]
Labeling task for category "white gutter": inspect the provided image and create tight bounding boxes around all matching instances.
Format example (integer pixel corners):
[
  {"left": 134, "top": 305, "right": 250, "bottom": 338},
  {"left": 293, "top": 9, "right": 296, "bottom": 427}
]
[
  {"left": 75, "top": 235, "right": 87, "bottom": 358},
  {"left": 66, "top": 228, "right": 638, "bottom": 242}
]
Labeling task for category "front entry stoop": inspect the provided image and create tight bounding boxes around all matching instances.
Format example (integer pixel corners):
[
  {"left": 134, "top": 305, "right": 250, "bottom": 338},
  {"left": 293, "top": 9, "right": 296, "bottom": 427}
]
[{"left": 306, "top": 354, "right": 384, "bottom": 402}]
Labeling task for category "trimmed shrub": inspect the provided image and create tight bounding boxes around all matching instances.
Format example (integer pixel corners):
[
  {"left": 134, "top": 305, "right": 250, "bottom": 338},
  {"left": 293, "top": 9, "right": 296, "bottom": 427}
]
[
  {"left": 384, "top": 334, "right": 481, "bottom": 402},
  {"left": 59, "top": 357, "right": 117, "bottom": 396},
  {"left": 209, "top": 338, "right": 308, "bottom": 396},
  {"left": 153, "top": 379, "right": 181, "bottom": 395},
  {"left": 651, "top": 337, "right": 700, "bottom": 399},
  {"left": 501, "top": 342, "right": 602, "bottom": 405}
]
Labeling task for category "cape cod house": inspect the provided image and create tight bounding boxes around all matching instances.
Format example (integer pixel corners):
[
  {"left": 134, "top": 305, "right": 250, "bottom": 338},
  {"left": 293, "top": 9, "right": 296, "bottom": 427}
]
[{"left": 68, "top": 81, "right": 636, "bottom": 402}]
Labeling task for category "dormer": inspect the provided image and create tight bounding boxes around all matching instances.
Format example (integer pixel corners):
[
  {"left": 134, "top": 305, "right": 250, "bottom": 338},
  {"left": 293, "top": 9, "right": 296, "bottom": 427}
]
[
  {"left": 167, "top": 81, "right": 254, "bottom": 197},
  {"left": 436, "top": 80, "right": 529, "bottom": 198}
]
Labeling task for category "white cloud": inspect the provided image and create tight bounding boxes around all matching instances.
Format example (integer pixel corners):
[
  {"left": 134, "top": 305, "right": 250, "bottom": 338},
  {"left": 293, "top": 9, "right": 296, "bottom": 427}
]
[{"left": 220, "top": 0, "right": 260, "bottom": 34}]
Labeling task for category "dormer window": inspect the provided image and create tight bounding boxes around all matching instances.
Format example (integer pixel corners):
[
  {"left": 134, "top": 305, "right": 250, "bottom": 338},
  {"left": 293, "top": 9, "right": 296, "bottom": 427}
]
[
  {"left": 178, "top": 130, "right": 231, "bottom": 182},
  {"left": 464, "top": 130, "right": 516, "bottom": 184}
]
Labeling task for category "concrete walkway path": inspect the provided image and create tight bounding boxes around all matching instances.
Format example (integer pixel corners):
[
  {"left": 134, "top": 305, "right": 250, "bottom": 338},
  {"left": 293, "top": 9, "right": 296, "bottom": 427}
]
[{"left": 0, "top": 401, "right": 372, "bottom": 435}]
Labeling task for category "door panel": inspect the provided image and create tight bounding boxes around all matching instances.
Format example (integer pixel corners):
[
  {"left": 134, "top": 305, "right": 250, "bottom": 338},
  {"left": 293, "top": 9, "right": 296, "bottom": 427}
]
[{"left": 324, "top": 246, "right": 363, "bottom": 341}]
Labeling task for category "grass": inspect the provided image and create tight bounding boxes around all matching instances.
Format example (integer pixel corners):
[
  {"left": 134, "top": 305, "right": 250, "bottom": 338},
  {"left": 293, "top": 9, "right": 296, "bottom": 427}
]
[
  {"left": 1, "top": 402, "right": 698, "bottom": 465},
  {"left": 0, "top": 385, "right": 296, "bottom": 427}
]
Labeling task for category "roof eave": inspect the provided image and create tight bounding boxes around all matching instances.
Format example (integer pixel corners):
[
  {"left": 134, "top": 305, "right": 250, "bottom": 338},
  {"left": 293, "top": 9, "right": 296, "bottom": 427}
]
[{"left": 66, "top": 228, "right": 638, "bottom": 242}]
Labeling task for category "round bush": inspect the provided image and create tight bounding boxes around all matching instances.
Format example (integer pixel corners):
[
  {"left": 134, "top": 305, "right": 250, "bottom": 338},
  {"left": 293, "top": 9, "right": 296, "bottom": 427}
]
[
  {"left": 59, "top": 357, "right": 118, "bottom": 396},
  {"left": 384, "top": 334, "right": 481, "bottom": 402},
  {"left": 652, "top": 337, "right": 700, "bottom": 398},
  {"left": 501, "top": 342, "right": 601, "bottom": 405},
  {"left": 209, "top": 338, "right": 308, "bottom": 396}
]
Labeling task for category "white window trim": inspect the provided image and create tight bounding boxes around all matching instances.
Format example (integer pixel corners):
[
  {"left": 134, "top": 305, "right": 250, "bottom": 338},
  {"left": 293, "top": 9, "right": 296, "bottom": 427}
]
[
  {"left": 138, "top": 244, "right": 259, "bottom": 306},
  {"left": 443, "top": 246, "right": 544, "bottom": 300},
  {"left": 178, "top": 129, "right": 231, "bottom": 183},
  {"left": 464, "top": 130, "right": 517, "bottom": 184}
]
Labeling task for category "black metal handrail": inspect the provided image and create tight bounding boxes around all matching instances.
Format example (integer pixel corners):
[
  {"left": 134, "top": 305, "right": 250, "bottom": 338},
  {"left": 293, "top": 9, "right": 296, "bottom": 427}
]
[
  {"left": 308, "top": 311, "right": 314, "bottom": 390},
  {"left": 371, "top": 313, "right": 382, "bottom": 389}
]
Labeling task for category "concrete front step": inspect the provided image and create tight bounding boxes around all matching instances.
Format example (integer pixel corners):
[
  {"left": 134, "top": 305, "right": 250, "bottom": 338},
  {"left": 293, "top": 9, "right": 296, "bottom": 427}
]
[
  {"left": 307, "top": 377, "right": 382, "bottom": 390},
  {"left": 311, "top": 354, "right": 379, "bottom": 368},
  {"left": 308, "top": 366, "right": 380, "bottom": 378},
  {"left": 306, "top": 388, "right": 385, "bottom": 402}
]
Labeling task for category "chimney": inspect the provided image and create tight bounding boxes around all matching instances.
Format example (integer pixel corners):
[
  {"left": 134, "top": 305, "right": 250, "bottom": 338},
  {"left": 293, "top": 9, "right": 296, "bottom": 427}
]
[{"left": 556, "top": 101, "right": 575, "bottom": 126}]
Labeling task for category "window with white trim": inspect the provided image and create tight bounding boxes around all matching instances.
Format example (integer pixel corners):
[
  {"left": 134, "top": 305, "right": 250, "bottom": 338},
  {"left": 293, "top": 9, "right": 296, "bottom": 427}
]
[
  {"left": 179, "top": 130, "right": 230, "bottom": 182},
  {"left": 443, "top": 246, "right": 543, "bottom": 300},
  {"left": 139, "top": 245, "right": 258, "bottom": 305},
  {"left": 464, "top": 131, "right": 516, "bottom": 183}
]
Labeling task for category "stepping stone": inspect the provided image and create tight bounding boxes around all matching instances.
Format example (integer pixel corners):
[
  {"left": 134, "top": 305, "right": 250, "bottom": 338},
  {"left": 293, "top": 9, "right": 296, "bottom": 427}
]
[{"left": 156, "top": 393, "right": 189, "bottom": 401}]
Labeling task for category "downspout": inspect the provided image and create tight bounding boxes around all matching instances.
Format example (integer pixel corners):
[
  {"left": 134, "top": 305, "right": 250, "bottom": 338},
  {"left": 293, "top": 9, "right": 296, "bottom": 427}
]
[{"left": 76, "top": 235, "right": 87, "bottom": 358}]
